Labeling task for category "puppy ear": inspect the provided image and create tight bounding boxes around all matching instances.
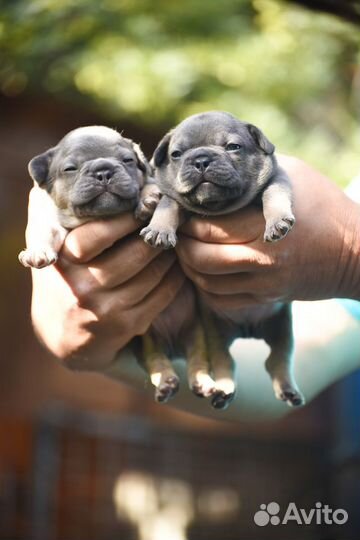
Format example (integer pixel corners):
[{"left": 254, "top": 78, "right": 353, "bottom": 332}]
[
  {"left": 247, "top": 124, "right": 275, "bottom": 155},
  {"left": 152, "top": 131, "right": 173, "bottom": 167},
  {"left": 28, "top": 147, "right": 56, "bottom": 186},
  {"left": 133, "top": 142, "right": 152, "bottom": 176},
  {"left": 123, "top": 138, "right": 152, "bottom": 178}
]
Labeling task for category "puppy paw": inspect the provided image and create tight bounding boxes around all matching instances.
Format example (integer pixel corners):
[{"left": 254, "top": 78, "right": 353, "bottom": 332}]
[
  {"left": 18, "top": 248, "right": 58, "bottom": 269},
  {"left": 211, "top": 378, "right": 236, "bottom": 410},
  {"left": 274, "top": 382, "right": 305, "bottom": 407},
  {"left": 140, "top": 226, "right": 177, "bottom": 249},
  {"left": 211, "top": 390, "right": 235, "bottom": 410},
  {"left": 135, "top": 191, "right": 161, "bottom": 222},
  {"left": 264, "top": 214, "right": 295, "bottom": 243},
  {"left": 190, "top": 373, "right": 217, "bottom": 399},
  {"left": 154, "top": 375, "right": 180, "bottom": 403}
]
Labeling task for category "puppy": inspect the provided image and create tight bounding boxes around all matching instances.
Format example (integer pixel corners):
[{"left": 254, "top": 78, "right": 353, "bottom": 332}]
[
  {"left": 140, "top": 111, "right": 305, "bottom": 408},
  {"left": 19, "top": 125, "right": 208, "bottom": 405},
  {"left": 19, "top": 126, "right": 158, "bottom": 268}
]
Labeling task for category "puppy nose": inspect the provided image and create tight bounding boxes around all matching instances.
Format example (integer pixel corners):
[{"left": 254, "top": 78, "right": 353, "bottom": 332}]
[
  {"left": 95, "top": 169, "right": 113, "bottom": 182},
  {"left": 194, "top": 155, "right": 211, "bottom": 172}
]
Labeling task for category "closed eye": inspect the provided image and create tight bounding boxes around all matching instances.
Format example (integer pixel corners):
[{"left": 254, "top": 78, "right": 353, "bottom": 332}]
[
  {"left": 225, "top": 143, "right": 242, "bottom": 151},
  {"left": 63, "top": 164, "right": 78, "bottom": 172},
  {"left": 123, "top": 157, "right": 135, "bottom": 164},
  {"left": 171, "top": 150, "right": 182, "bottom": 160}
]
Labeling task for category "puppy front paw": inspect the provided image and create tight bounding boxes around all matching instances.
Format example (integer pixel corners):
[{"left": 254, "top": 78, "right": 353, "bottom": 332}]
[
  {"left": 140, "top": 226, "right": 178, "bottom": 249},
  {"left": 135, "top": 189, "right": 161, "bottom": 222},
  {"left": 18, "top": 247, "right": 58, "bottom": 269},
  {"left": 264, "top": 214, "right": 295, "bottom": 243}
]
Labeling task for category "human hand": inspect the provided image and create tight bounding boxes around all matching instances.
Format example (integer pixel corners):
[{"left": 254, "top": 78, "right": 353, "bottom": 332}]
[
  {"left": 176, "top": 156, "right": 360, "bottom": 311},
  {"left": 31, "top": 213, "right": 185, "bottom": 371}
]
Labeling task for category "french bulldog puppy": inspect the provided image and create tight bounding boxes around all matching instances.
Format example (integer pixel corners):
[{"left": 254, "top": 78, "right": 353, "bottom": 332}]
[
  {"left": 19, "top": 126, "right": 158, "bottom": 268},
  {"left": 18, "top": 125, "right": 207, "bottom": 405},
  {"left": 140, "top": 111, "right": 305, "bottom": 408}
]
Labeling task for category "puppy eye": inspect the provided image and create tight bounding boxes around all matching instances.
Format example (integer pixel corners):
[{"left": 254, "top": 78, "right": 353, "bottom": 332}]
[
  {"left": 123, "top": 157, "right": 135, "bottom": 164},
  {"left": 63, "top": 165, "right": 77, "bottom": 172},
  {"left": 170, "top": 150, "right": 182, "bottom": 160},
  {"left": 226, "top": 143, "right": 242, "bottom": 151}
]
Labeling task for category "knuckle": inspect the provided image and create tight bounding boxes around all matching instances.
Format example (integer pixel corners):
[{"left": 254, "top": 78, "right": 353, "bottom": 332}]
[
  {"left": 197, "top": 220, "right": 214, "bottom": 243},
  {"left": 64, "top": 234, "right": 88, "bottom": 263},
  {"left": 71, "top": 278, "right": 98, "bottom": 306},
  {"left": 193, "top": 272, "right": 216, "bottom": 293},
  {"left": 128, "top": 308, "right": 150, "bottom": 336},
  {"left": 54, "top": 321, "right": 97, "bottom": 369},
  {"left": 131, "top": 239, "right": 152, "bottom": 268},
  {"left": 136, "top": 316, "right": 152, "bottom": 336},
  {"left": 150, "top": 255, "right": 173, "bottom": 281}
]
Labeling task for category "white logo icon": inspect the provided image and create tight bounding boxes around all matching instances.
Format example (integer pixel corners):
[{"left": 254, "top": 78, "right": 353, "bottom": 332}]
[
  {"left": 254, "top": 501, "right": 348, "bottom": 527},
  {"left": 254, "top": 502, "right": 280, "bottom": 526}
]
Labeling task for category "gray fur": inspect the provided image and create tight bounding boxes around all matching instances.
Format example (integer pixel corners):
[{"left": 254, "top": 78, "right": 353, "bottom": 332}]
[{"left": 142, "top": 111, "right": 304, "bottom": 408}]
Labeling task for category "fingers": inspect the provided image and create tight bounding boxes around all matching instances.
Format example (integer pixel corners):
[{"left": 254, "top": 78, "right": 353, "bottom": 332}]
[
  {"left": 131, "top": 264, "right": 186, "bottom": 333},
  {"left": 180, "top": 206, "right": 264, "bottom": 244},
  {"left": 61, "top": 213, "right": 140, "bottom": 263},
  {"left": 62, "top": 249, "right": 177, "bottom": 306},
  {"left": 109, "top": 252, "right": 177, "bottom": 306},
  {"left": 74, "top": 235, "right": 166, "bottom": 289},
  {"left": 176, "top": 235, "right": 274, "bottom": 274},
  {"left": 200, "top": 290, "right": 258, "bottom": 310},
  {"left": 181, "top": 262, "right": 259, "bottom": 295}
]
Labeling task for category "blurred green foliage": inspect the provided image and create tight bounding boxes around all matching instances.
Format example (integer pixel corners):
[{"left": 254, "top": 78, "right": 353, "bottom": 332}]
[{"left": 0, "top": 0, "right": 359, "bottom": 184}]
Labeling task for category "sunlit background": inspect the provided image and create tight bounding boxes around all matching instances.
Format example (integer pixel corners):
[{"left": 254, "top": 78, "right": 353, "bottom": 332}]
[
  {"left": 1, "top": 0, "right": 359, "bottom": 183},
  {"left": 0, "top": 1, "right": 360, "bottom": 539}
]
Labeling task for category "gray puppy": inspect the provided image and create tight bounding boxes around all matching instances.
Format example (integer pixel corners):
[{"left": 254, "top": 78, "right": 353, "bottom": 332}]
[
  {"left": 19, "top": 126, "right": 157, "bottom": 268},
  {"left": 18, "top": 125, "right": 198, "bottom": 404},
  {"left": 140, "top": 111, "right": 305, "bottom": 408}
]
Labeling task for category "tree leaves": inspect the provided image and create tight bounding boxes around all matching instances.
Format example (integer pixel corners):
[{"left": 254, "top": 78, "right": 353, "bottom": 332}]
[{"left": 0, "top": 0, "right": 359, "bottom": 183}]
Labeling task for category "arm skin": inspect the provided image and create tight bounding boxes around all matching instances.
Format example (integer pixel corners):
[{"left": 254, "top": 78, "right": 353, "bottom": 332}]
[
  {"left": 30, "top": 156, "right": 360, "bottom": 420},
  {"left": 176, "top": 155, "right": 360, "bottom": 306},
  {"left": 31, "top": 214, "right": 185, "bottom": 371}
]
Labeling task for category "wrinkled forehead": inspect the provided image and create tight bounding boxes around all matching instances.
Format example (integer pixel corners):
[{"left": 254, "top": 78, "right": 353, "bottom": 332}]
[
  {"left": 171, "top": 113, "right": 250, "bottom": 148},
  {"left": 57, "top": 126, "right": 132, "bottom": 158}
]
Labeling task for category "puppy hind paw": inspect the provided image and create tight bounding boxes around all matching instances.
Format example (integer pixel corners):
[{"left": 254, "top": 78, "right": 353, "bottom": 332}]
[
  {"left": 264, "top": 215, "right": 295, "bottom": 243},
  {"left": 140, "top": 226, "right": 177, "bottom": 249},
  {"left": 190, "top": 374, "right": 217, "bottom": 399},
  {"left": 18, "top": 248, "right": 58, "bottom": 269},
  {"left": 154, "top": 375, "right": 180, "bottom": 403},
  {"left": 211, "top": 390, "right": 235, "bottom": 410},
  {"left": 210, "top": 377, "right": 236, "bottom": 410},
  {"left": 274, "top": 383, "right": 305, "bottom": 407}
]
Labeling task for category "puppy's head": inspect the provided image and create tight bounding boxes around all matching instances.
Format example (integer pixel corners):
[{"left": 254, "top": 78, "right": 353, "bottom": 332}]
[
  {"left": 29, "top": 126, "right": 150, "bottom": 219},
  {"left": 153, "top": 111, "right": 276, "bottom": 215}
]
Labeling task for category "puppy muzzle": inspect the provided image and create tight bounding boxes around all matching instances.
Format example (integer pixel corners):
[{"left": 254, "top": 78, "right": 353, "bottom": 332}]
[
  {"left": 176, "top": 147, "right": 241, "bottom": 195},
  {"left": 71, "top": 159, "right": 139, "bottom": 207}
]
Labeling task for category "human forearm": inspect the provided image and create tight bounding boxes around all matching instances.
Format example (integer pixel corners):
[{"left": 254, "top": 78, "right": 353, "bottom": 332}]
[{"left": 30, "top": 215, "right": 185, "bottom": 371}]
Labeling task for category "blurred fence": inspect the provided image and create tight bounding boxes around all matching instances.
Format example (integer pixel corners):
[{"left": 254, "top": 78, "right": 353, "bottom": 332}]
[{"left": 0, "top": 405, "right": 335, "bottom": 540}]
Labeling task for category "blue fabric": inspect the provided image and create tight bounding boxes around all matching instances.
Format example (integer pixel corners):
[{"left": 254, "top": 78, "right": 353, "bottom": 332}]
[{"left": 338, "top": 299, "right": 360, "bottom": 321}]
